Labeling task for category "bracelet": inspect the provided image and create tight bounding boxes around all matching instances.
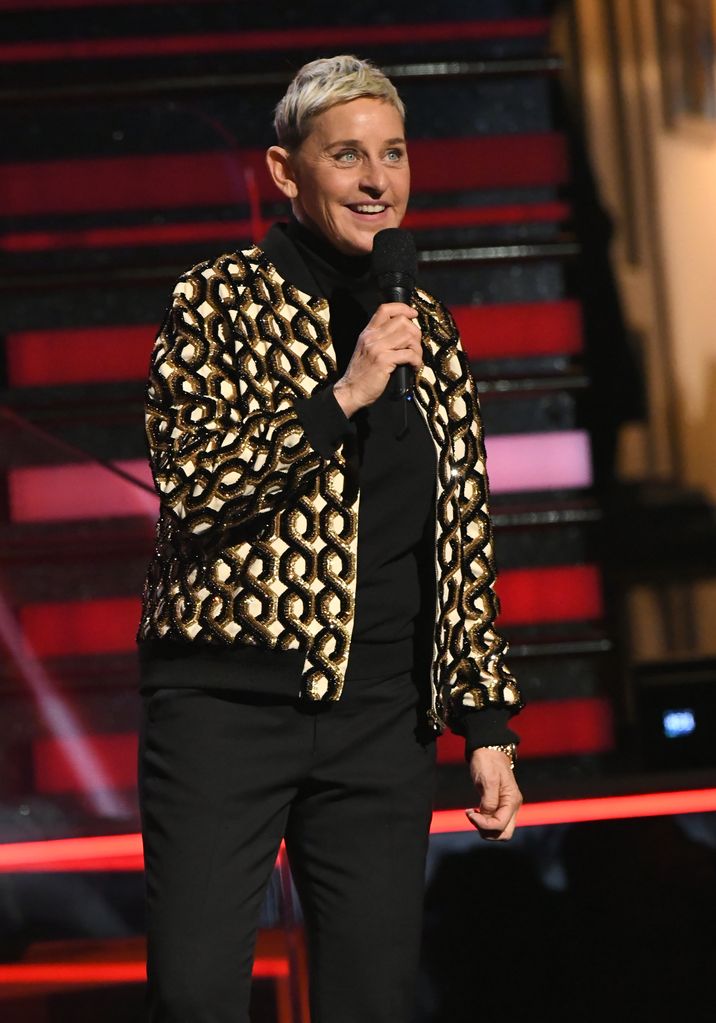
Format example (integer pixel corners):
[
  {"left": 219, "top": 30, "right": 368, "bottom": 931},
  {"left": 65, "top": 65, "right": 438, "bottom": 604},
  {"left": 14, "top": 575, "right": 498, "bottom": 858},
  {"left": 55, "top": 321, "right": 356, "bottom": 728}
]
[{"left": 481, "top": 743, "right": 516, "bottom": 770}]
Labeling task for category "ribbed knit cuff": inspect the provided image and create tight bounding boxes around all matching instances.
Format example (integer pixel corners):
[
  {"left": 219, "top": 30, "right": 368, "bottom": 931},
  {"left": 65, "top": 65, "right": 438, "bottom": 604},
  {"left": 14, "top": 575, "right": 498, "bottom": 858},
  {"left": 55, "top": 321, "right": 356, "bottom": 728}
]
[
  {"left": 294, "top": 386, "right": 356, "bottom": 459},
  {"left": 462, "top": 708, "right": 521, "bottom": 760}
]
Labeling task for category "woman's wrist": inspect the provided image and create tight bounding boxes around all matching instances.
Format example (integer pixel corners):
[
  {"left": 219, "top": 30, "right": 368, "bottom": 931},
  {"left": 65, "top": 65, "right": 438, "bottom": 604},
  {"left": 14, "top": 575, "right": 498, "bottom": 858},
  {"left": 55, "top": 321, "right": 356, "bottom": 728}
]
[
  {"left": 332, "top": 380, "right": 361, "bottom": 419},
  {"left": 462, "top": 707, "right": 520, "bottom": 759},
  {"left": 294, "top": 387, "right": 356, "bottom": 458},
  {"left": 472, "top": 744, "right": 517, "bottom": 770}
]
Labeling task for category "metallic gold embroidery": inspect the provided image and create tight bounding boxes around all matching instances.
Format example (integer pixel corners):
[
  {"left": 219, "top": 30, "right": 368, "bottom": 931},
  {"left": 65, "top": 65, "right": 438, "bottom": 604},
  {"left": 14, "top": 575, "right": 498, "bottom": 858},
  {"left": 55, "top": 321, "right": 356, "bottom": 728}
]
[{"left": 138, "top": 254, "right": 524, "bottom": 722}]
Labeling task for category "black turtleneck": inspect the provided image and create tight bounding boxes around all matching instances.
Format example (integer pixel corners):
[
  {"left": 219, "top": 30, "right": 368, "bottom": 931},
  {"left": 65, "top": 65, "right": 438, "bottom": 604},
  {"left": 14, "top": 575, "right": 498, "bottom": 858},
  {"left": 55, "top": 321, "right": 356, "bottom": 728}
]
[
  {"left": 287, "top": 216, "right": 437, "bottom": 682},
  {"left": 139, "top": 220, "right": 518, "bottom": 755}
]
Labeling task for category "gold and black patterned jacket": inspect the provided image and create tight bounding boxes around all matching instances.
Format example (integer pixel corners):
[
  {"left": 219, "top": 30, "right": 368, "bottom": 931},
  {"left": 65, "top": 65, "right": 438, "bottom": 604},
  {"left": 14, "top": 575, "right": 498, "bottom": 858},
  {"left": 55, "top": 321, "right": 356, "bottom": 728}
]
[{"left": 137, "top": 229, "right": 523, "bottom": 732}]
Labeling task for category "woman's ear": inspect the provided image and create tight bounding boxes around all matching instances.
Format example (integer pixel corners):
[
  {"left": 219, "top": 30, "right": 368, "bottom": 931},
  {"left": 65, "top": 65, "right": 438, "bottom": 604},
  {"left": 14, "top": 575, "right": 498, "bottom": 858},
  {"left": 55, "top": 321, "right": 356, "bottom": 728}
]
[{"left": 265, "top": 146, "right": 298, "bottom": 199}]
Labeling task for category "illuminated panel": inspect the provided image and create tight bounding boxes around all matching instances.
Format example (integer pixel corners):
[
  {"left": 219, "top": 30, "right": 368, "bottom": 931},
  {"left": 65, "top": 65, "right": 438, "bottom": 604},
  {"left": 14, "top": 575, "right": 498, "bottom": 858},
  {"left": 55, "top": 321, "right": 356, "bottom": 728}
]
[
  {"left": 437, "top": 696, "right": 613, "bottom": 764},
  {"left": 3, "top": 789, "right": 716, "bottom": 873},
  {"left": 516, "top": 695, "right": 613, "bottom": 756},
  {"left": 20, "top": 596, "right": 141, "bottom": 657},
  {"left": 4, "top": 297, "right": 576, "bottom": 390},
  {"left": 8, "top": 459, "right": 156, "bottom": 522},
  {"left": 18, "top": 563, "right": 599, "bottom": 665},
  {"left": 497, "top": 564, "right": 603, "bottom": 626},
  {"left": 484, "top": 430, "right": 592, "bottom": 493},
  {"left": 454, "top": 300, "right": 583, "bottom": 360},
  {"left": 33, "top": 693, "right": 611, "bottom": 795},
  {"left": 7, "top": 431, "right": 590, "bottom": 523},
  {"left": 17, "top": 560, "right": 600, "bottom": 666},
  {"left": 6, "top": 325, "right": 153, "bottom": 386},
  {"left": 1, "top": 153, "right": 263, "bottom": 217},
  {"left": 0, "top": 18, "right": 551, "bottom": 63},
  {"left": 1, "top": 135, "right": 567, "bottom": 217},
  {"left": 32, "top": 691, "right": 610, "bottom": 800},
  {"left": 35, "top": 733, "right": 139, "bottom": 793},
  {"left": 412, "top": 134, "right": 568, "bottom": 192}
]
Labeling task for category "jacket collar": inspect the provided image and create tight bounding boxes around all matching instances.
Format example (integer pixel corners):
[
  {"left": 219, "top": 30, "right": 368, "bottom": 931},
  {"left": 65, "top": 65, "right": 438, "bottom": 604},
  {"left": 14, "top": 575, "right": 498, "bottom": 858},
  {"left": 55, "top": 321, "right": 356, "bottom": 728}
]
[{"left": 257, "top": 222, "right": 324, "bottom": 298}]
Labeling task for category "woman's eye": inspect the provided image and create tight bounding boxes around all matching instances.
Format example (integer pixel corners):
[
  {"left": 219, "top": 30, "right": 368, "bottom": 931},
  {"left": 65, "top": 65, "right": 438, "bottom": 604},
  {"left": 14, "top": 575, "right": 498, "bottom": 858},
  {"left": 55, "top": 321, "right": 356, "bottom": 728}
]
[
  {"left": 336, "top": 150, "right": 358, "bottom": 163},
  {"left": 386, "top": 149, "right": 404, "bottom": 161}
]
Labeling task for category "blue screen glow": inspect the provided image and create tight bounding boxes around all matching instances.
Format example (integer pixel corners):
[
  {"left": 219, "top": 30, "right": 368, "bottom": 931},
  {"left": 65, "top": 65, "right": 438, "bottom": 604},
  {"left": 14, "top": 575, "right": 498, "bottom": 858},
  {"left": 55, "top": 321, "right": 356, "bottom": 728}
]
[{"left": 663, "top": 709, "right": 696, "bottom": 739}]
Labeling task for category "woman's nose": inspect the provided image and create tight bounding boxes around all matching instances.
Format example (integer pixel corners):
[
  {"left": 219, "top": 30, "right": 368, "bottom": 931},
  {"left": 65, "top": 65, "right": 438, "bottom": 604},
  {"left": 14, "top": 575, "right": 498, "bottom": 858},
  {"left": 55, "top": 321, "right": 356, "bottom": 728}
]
[{"left": 359, "top": 158, "right": 388, "bottom": 194}]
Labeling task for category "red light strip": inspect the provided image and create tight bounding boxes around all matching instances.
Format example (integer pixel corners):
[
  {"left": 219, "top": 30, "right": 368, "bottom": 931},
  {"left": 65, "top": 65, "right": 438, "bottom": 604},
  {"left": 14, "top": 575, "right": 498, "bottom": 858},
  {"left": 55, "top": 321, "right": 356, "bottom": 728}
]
[
  {"left": 0, "top": 832, "right": 145, "bottom": 872},
  {"left": 6, "top": 294, "right": 577, "bottom": 390},
  {"left": 1, "top": 201, "right": 570, "bottom": 255},
  {"left": 6, "top": 294, "right": 576, "bottom": 391},
  {"left": 0, "top": 19, "right": 551, "bottom": 63},
  {"left": 0, "top": 962, "right": 147, "bottom": 984},
  {"left": 30, "top": 698, "right": 612, "bottom": 798},
  {"left": 0, "top": 958, "right": 288, "bottom": 984},
  {"left": 431, "top": 789, "right": 716, "bottom": 831},
  {"left": 16, "top": 566, "right": 599, "bottom": 660},
  {"left": 0, "top": 0, "right": 228, "bottom": 9},
  {"left": 2, "top": 790, "right": 716, "bottom": 873},
  {"left": 0, "top": 217, "right": 256, "bottom": 254},
  {"left": 31, "top": 699, "right": 613, "bottom": 801}
]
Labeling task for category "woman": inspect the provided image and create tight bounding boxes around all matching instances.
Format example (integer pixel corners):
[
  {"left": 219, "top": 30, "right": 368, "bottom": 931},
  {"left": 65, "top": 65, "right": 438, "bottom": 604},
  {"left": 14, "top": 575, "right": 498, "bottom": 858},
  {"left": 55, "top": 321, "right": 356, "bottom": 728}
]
[{"left": 137, "top": 55, "right": 524, "bottom": 1023}]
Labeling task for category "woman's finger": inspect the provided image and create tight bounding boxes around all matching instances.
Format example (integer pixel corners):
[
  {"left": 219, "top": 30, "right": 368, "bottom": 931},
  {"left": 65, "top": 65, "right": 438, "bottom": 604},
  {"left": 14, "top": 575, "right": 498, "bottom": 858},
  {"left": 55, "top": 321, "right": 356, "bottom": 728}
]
[{"left": 369, "top": 302, "right": 419, "bottom": 324}]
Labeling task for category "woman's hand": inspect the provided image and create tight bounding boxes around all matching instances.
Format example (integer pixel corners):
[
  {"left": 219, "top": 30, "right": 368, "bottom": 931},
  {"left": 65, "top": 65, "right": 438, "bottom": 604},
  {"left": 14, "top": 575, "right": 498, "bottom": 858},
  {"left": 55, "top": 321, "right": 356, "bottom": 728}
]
[
  {"left": 332, "top": 302, "right": 423, "bottom": 418},
  {"left": 465, "top": 747, "right": 523, "bottom": 841}
]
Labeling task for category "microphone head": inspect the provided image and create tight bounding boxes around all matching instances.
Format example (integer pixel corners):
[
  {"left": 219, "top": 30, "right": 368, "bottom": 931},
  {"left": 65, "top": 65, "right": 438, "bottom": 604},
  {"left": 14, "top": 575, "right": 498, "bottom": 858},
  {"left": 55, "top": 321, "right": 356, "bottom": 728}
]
[{"left": 371, "top": 228, "right": 418, "bottom": 286}]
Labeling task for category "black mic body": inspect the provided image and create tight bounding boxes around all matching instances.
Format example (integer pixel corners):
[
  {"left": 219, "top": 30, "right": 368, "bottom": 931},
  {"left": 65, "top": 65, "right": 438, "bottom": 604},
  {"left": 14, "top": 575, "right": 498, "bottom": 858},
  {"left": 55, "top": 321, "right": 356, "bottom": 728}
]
[{"left": 371, "top": 229, "right": 418, "bottom": 400}]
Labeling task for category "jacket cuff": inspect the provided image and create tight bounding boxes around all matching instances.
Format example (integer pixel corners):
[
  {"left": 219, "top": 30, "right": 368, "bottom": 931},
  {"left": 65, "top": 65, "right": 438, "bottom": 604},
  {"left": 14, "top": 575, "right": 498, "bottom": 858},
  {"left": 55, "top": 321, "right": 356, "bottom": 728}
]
[
  {"left": 294, "top": 386, "right": 356, "bottom": 459},
  {"left": 462, "top": 708, "right": 521, "bottom": 760}
]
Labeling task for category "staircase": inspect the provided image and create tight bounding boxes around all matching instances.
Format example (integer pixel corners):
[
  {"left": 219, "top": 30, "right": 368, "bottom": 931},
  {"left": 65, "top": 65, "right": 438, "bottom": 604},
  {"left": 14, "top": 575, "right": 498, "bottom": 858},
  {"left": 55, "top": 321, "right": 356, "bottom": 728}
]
[{"left": 0, "top": 1, "right": 650, "bottom": 1018}]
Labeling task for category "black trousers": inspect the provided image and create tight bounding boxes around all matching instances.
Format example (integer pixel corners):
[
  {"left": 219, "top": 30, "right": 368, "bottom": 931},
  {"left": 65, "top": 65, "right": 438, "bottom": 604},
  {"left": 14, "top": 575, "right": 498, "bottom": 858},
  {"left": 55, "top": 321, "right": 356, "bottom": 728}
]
[{"left": 138, "top": 669, "right": 436, "bottom": 1022}]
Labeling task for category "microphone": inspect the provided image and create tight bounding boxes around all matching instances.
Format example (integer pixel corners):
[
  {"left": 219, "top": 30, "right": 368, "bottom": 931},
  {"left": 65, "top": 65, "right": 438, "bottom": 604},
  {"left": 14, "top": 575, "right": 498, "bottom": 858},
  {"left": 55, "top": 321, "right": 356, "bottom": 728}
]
[{"left": 371, "top": 228, "right": 418, "bottom": 400}]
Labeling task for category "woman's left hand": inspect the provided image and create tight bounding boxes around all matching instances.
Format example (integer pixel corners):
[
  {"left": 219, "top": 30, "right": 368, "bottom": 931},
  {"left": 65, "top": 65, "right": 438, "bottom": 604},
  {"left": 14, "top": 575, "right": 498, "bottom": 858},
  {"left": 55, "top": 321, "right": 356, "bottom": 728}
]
[{"left": 465, "top": 747, "right": 523, "bottom": 841}]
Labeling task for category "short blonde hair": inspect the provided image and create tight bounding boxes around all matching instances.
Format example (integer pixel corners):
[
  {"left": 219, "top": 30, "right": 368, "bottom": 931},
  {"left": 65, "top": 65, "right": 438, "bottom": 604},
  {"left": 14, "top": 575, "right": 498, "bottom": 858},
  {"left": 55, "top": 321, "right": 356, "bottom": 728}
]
[{"left": 274, "top": 55, "right": 405, "bottom": 150}]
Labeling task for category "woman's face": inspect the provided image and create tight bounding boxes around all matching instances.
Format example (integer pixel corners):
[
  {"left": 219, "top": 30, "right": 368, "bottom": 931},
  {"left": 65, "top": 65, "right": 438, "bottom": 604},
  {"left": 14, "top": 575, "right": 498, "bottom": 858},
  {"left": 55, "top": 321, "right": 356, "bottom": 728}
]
[{"left": 271, "top": 97, "right": 410, "bottom": 256}]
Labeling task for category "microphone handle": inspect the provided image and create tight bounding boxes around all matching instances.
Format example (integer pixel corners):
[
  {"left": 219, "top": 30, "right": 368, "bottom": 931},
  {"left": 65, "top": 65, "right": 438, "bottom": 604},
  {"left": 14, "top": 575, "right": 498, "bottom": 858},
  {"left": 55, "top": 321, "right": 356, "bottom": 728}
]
[{"left": 382, "top": 283, "right": 414, "bottom": 399}]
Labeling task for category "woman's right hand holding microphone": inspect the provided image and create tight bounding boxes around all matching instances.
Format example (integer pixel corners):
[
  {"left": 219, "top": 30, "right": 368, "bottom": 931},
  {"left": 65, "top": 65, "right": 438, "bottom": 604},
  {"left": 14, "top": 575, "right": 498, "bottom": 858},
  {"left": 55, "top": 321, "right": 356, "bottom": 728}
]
[{"left": 332, "top": 303, "right": 423, "bottom": 419}]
